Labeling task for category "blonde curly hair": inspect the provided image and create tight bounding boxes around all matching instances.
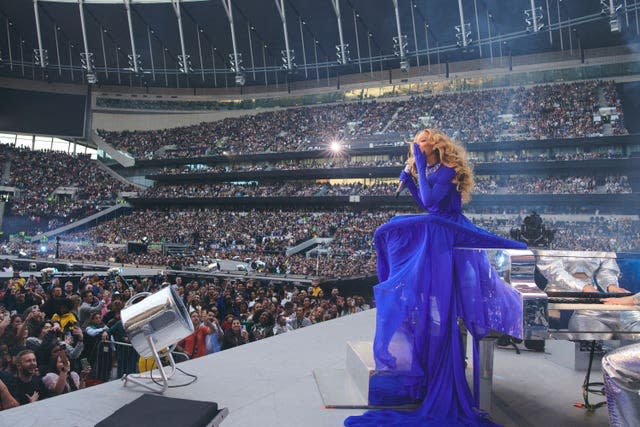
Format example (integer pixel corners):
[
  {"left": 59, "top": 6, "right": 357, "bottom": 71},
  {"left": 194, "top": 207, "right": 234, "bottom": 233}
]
[{"left": 407, "top": 128, "right": 475, "bottom": 204}]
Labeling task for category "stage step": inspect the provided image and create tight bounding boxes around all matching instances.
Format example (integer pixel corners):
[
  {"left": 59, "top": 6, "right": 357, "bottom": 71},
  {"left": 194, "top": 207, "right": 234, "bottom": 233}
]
[
  {"left": 313, "top": 341, "right": 421, "bottom": 409},
  {"left": 345, "top": 341, "right": 374, "bottom": 403}
]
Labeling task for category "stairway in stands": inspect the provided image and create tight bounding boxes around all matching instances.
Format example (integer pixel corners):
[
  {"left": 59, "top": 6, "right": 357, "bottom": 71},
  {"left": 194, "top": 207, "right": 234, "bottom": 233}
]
[
  {"left": 94, "top": 159, "right": 145, "bottom": 191},
  {"left": 380, "top": 106, "right": 404, "bottom": 133},
  {"left": 0, "top": 158, "right": 12, "bottom": 230},
  {"left": 597, "top": 86, "right": 614, "bottom": 136}
]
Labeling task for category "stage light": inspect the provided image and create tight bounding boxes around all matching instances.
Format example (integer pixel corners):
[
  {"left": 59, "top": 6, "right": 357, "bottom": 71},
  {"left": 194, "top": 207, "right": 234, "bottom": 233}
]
[
  {"left": 121, "top": 286, "right": 194, "bottom": 393},
  {"left": 40, "top": 245, "right": 47, "bottom": 253},
  {"left": 330, "top": 141, "right": 343, "bottom": 153},
  {"left": 40, "top": 268, "right": 58, "bottom": 284}
]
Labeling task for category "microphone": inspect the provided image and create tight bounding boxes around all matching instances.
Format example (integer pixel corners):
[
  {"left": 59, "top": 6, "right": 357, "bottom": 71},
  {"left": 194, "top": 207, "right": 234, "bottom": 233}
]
[{"left": 395, "top": 164, "right": 412, "bottom": 198}]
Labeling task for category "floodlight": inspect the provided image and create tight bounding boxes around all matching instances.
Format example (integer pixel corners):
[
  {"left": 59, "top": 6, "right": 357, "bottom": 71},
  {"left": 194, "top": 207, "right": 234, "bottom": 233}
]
[{"left": 121, "top": 286, "right": 194, "bottom": 393}]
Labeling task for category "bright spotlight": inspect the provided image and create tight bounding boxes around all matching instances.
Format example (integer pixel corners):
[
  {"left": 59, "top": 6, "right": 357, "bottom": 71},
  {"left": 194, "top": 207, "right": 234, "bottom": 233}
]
[
  {"left": 40, "top": 245, "right": 47, "bottom": 253},
  {"left": 330, "top": 141, "right": 343, "bottom": 153}
]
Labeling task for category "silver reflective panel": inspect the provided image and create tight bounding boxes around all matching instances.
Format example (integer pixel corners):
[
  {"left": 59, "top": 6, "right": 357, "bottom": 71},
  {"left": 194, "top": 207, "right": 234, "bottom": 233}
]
[
  {"left": 456, "top": 248, "right": 640, "bottom": 341},
  {"left": 602, "top": 342, "right": 640, "bottom": 426},
  {"left": 120, "top": 286, "right": 194, "bottom": 357},
  {"left": 535, "top": 250, "right": 640, "bottom": 341}
]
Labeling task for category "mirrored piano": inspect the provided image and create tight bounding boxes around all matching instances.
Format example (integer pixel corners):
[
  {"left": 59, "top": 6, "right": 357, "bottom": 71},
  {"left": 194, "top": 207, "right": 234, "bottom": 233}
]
[
  {"left": 480, "top": 248, "right": 640, "bottom": 341},
  {"left": 454, "top": 247, "right": 640, "bottom": 413}
]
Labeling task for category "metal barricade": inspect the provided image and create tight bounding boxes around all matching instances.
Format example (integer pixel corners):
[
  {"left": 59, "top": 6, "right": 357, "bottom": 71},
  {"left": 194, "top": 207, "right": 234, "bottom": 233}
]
[{"left": 87, "top": 339, "right": 189, "bottom": 385}]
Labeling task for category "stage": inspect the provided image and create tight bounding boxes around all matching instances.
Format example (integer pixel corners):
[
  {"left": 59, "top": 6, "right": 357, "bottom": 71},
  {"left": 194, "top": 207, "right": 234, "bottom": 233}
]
[{"left": 0, "top": 309, "right": 610, "bottom": 427}]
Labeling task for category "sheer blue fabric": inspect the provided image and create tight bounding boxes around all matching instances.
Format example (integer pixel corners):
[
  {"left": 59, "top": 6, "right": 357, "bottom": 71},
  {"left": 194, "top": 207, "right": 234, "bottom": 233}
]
[{"left": 345, "top": 153, "right": 526, "bottom": 427}]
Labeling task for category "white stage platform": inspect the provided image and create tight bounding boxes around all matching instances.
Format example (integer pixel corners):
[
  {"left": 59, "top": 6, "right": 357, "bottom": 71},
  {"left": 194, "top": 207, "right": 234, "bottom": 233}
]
[{"left": 0, "top": 309, "right": 610, "bottom": 427}]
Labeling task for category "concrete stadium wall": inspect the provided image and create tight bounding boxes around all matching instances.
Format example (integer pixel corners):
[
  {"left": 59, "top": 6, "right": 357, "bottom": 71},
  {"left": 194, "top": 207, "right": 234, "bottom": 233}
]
[{"left": 92, "top": 108, "right": 258, "bottom": 132}]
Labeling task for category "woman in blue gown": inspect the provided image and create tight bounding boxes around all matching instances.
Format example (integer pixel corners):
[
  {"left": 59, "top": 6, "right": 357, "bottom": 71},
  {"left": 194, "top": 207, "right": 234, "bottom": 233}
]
[{"left": 345, "top": 129, "right": 526, "bottom": 426}]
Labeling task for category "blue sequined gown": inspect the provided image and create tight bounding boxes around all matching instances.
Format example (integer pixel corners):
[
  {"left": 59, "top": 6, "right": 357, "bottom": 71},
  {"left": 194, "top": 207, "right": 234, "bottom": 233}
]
[{"left": 344, "top": 162, "right": 526, "bottom": 427}]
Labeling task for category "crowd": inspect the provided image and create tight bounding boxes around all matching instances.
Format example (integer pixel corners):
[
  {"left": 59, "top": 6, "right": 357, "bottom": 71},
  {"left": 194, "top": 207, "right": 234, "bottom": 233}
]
[
  {"left": 473, "top": 150, "right": 626, "bottom": 163},
  {"left": 96, "top": 97, "right": 242, "bottom": 111},
  {"left": 65, "top": 209, "right": 350, "bottom": 248},
  {"left": 0, "top": 145, "right": 135, "bottom": 227},
  {"left": 43, "top": 207, "right": 389, "bottom": 277},
  {"left": 153, "top": 150, "right": 625, "bottom": 177},
  {"left": 503, "top": 81, "right": 608, "bottom": 140},
  {"left": 143, "top": 181, "right": 398, "bottom": 198},
  {"left": 0, "top": 76, "right": 636, "bottom": 410},
  {"left": 473, "top": 174, "right": 632, "bottom": 194},
  {"left": 473, "top": 215, "right": 640, "bottom": 252},
  {"left": 545, "top": 217, "right": 640, "bottom": 251},
  {"left": 97, "top": 80, "right": 627, "bottom": 159},
  {"left": 2, "top": 205, "right": 629, "bottom": 275},
  {"left": 0, "top": 213, "right": 636, "bottom": 412},
  {"left": 388, "top": 80, "right": 625, "bottom": 142},
  {"left": 143, "top": 174, "right": 631, "bottom": 199},
  {"left": 157, "top": 157, "right": 404, "bottom": 175},
  {"left": 0, "top": 270, "right": 373, "bottom": 408},
  {"left": 97, "top": 102, "right": 387, "bottom": 159}
]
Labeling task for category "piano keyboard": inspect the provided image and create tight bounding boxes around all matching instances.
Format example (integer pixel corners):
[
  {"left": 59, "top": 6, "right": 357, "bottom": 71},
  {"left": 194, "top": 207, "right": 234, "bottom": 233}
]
[
  {"left": 546, "top": 292, "right": 635, "bottom": 299},
  {"left": 547, "top": 292, "right": 637, "bottom": 310},
  {"left": 548, "top": 303, "right": 639, "bottom": 311}
]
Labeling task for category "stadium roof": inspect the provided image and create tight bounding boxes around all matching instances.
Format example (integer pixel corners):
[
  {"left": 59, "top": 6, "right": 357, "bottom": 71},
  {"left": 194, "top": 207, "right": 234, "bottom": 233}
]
[{"left": 1, "top": 0, "right": 639, "bottom": 88}]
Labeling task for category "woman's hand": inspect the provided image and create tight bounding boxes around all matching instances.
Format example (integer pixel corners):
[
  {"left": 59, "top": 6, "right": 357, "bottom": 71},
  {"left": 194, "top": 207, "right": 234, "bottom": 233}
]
[
  {"left": 72, "top": 326, "right": 84, "bottom": 341},
  {"left": 60, "top": 349, "right": 71, "bottom": 368},
  {"left": 412, "top": 143, "right": 426, "bottom": 173},
  {"left": 0, "top": 312, "right": 9, "bottom": 328},
  {"left": 60, "top": 361, "right": 71, "bottom": 375},
  {"left": 398, "top": 167, "right": 412, "bottom": 183}
]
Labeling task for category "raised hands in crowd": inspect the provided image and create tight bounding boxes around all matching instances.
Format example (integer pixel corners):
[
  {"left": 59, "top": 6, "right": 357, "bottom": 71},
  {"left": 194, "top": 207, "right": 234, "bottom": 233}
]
[{"left": 0, "top": 272, "right": 373, "bottom": 407}]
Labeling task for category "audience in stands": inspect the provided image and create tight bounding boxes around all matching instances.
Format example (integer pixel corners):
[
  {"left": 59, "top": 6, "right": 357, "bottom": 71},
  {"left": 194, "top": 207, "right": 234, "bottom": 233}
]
[
  {"left": 2, "top": 205, "right": 636, "bottom": 277},
  {"left": 0, "top": 77, "right": 636, "bottom": 408},
  {"left": 156, "top": 157, "right": 404, "bottom": 175},
  {"left": 97, "top": 80, "right": 627, "bottom": 159},
  {"left": 143, "top": 174, "right": 631, "bottom": 199},
  {"left": 0, "top": 145, "right": 135, "bottom": 231},
  {"left": 473, "top": 174, "right": 632, "bottom": 194},
  {"left": 0, "top": 270, "right": 374, "bottom": 403}
]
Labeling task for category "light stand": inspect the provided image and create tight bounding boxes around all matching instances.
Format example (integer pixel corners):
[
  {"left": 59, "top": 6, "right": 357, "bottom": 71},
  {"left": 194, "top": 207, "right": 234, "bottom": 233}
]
[
  {"left": 119, "top": 286, "right": 194, "bottom": 394},
  {"left": 122, "top": 339, "right": 177, "bottom": 394}
]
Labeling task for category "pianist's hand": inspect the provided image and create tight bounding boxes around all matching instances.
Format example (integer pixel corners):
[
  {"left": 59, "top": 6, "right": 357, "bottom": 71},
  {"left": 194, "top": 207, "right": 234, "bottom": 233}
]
[
  {"left": 582, "top": 284, "right": 598, "bottom": 293},
  {"left": 602, "top": 295, "right": 635, "bottom": 306},
  {"left": 606, "top": 284, "right": 629, "bottom": 293}
]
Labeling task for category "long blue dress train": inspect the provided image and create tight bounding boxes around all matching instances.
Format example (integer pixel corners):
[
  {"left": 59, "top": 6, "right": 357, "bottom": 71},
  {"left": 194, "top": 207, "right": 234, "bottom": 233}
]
[{"left": 344, "top": 157, "right": 526, "bottom": 426}]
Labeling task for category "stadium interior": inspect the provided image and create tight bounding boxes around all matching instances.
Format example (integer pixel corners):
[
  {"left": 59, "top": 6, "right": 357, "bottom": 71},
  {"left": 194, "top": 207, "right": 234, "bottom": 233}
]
[{"left": 1, "top": 0, "right": 640, "bottom": 426}]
